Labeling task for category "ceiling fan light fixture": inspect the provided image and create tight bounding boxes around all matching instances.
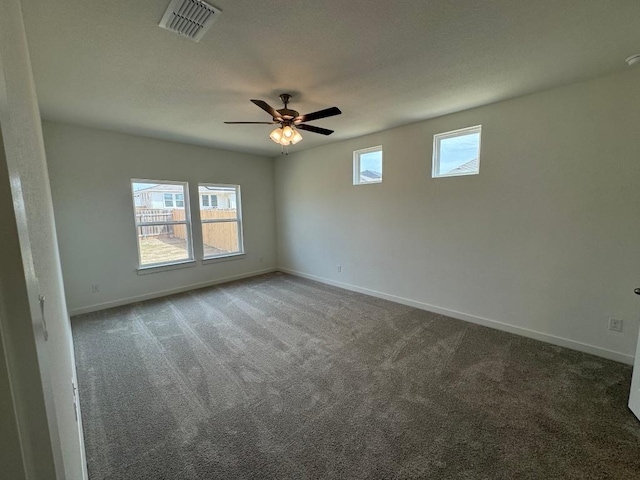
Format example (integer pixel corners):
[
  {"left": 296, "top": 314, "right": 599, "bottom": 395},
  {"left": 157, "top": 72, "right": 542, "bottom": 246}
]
[
  {"left": 270, "top": 126, "right": 302, "bottom": 146},
  {"left": 282, "top": 125, "right": 294, "bottom": 139},
  {"left": 270, "top": 127, "right": 283, "bottom": 143},
  {"left": 291, "top": 129, "right": 303, "bottom": 144}
]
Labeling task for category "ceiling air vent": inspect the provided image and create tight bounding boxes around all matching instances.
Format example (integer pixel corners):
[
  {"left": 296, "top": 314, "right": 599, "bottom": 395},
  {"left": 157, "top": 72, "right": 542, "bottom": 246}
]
[{"left": 159, "top": 0, "right": 221, "bottom": 42}]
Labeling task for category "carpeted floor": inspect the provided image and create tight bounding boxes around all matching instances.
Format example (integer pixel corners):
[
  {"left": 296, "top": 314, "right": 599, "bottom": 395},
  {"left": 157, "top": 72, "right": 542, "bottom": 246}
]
[{"left": 72, "top": 272, "right": 640, "bottom": 479}]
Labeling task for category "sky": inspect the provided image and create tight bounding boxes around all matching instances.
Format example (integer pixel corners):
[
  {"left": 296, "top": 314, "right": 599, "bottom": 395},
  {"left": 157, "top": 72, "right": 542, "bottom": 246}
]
[
  {"left": 439, "top": 132, "right": 480, "bottom": 173},
  {"left": 133, "top": 182, "right": 236, "bottom": 196},
  {"left": 132, "top": 182, "right": 157, "bottom": 191},
  {"left": 360, "top": 150, "right": 382, "bottom": 174}
]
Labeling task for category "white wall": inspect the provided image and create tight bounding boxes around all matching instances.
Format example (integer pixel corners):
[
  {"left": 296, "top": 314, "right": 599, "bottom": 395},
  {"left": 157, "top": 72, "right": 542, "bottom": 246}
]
[
  {"left": 276, "top": 68, "right": 640, "bottom": 364},
  {"left": 0, "top": 0, "right": 86, "bottom": 478},
  {"left": 43, "top": 122, "right": 277, "bottom": 314}
]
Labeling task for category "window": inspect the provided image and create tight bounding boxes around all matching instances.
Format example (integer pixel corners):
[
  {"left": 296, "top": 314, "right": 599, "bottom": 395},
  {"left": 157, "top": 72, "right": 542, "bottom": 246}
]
[
  {"left": 200, "top": 194, "right": 219, "bottom": 209},
  {"left": 162, "top": 192, "right": 185, "bottom": 208},
  {"left": 432, "top": 125, "right": 481, "bottom": 178},
  {"left": 131, "top": 180, "right": 193, "bottom": 268},
  {"left": 353, "top": 146, "right": 383, "bottom": 185},
  {"left": 198, "top": 184, "right": 244, "bottom": 259}
]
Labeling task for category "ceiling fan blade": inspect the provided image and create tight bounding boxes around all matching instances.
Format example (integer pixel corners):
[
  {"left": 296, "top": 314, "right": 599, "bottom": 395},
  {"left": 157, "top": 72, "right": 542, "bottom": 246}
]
[
  {"left": 250, "top": 99, "right": 283, "bottom": 120},
  {"left": 295, "top": 106, "right": 341, "bottom": 123},
  {"left": 297, "top": 124, "right": 334, "bottom": 136},
  {"left": 224, "top": 121, "right": 277, "bottom": 124}
]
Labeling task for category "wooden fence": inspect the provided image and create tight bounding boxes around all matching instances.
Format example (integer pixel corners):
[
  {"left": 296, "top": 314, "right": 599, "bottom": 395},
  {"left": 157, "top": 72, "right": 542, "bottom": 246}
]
[
  {"left": 136, "top": 208, "right": 239, "bottom": 253},
  {"left": 135, "top": 209, "right": 175, "bottom": 237},
  {"left": 173, "top": 209, "right": 239, "bottom": 253}
]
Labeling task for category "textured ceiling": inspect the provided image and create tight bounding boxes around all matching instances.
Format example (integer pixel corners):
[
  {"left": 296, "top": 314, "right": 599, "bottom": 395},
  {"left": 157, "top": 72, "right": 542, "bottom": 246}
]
[{"left": 20, "top": 0, "right": 640, "bottom": 157}]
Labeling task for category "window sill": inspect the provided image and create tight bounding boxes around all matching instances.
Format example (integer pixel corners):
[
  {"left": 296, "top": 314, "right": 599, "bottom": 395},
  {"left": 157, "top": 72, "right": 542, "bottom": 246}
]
[
  {"left": 137, "top": 260, "right": 197, "bottom": 275},
  {"left": 353, "top": 180, "right": 382, "bottom": 186},
  {"left": 432, "top": 171, "right": 479, "bottom": 179},
  {"left": 202, "top": 253, "right": 246, "bottom": 265}
]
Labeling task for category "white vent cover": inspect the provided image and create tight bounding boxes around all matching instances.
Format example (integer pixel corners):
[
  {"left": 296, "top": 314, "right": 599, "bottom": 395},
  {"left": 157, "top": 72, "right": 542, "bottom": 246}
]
[{"left": 159, "top": 0, "right": 221, "bottom": 42}]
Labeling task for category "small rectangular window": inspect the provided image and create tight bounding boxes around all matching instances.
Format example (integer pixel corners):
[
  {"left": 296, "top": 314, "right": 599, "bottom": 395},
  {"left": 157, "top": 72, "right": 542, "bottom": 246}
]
[
  {"left": 198, "top": 184, "right": 244, "bottom": 259},
  {"left": 132, "top": 180, "right": 193, "bottom": 268},
  {"left": 432, "top": 125, "right": 481, "bottom": 178},
  {"left": 202, "top": 195, "right": 210, "bottom": 207},
  {"left": 353, "top": 146, "right": 383, "bottom": 185}
]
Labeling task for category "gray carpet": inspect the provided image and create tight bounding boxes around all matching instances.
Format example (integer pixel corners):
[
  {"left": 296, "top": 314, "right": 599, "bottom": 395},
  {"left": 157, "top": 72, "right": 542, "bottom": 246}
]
[{"left": 72, "top": 272, "right": 640, "bottom": 479}]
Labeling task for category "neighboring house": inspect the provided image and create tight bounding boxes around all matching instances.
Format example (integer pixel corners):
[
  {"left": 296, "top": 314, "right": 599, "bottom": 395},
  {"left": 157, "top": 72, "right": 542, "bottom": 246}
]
[
  {"left": 446, "top": 157, "right": 478, "bottom": 175},
  {"left": 360, "top": 169, "right": 381, "bottom": 183},
  {"left": 199, "top": 186, "right": 236, "bottom": 210},
  {"left": 134, "top": 184, "right": 235, "bottom": 209},
  {"left": 134, "top": 184, "right": 185, "bottom": 209}
]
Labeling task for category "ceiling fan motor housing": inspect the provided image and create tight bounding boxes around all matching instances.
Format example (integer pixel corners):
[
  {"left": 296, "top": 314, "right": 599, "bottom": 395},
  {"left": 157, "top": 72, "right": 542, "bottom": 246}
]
[
  {"left": 277, "top": 109, "right": 299, "bottom": 122},
  {"left": 277, "top": 94, "right": 298, "bottom": 121}
]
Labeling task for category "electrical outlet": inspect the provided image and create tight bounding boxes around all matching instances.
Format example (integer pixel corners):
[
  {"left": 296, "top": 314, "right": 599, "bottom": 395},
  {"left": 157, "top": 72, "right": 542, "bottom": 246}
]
[
  {"left": 337, "top": 265, "right": 342, "bottom": 273},
  {"left": 91, "top": 284, "right": 100, "bottom": 293},
  {"left": 608, "top": 317, "right": 623, "bottom": 332}
]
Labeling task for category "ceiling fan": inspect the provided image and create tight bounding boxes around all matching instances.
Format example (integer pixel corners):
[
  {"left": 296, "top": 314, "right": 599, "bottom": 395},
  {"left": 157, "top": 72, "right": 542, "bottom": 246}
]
[{"left": 225, "top": 94, "right": 341, "bottom": 149}]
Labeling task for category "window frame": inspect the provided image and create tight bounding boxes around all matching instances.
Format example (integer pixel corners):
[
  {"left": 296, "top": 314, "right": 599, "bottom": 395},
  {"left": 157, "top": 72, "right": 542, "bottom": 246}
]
[
  {"left": 432, "top": 125, "right": 482, "bottom": 178},
  {"left": 198, "top": 183, "right": 244, "bottom": 260},
  {"left": 131, "top": 179, "right": 194, "bottom": 270},
  {"left": 353, "top": 145, "right": 383, "bottom": 185}
]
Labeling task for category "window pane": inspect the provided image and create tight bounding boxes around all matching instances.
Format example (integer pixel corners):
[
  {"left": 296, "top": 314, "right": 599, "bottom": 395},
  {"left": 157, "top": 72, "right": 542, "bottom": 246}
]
[
  {"left": 198, "top": 184, "right": 243, "bottom": 259},
  {"left": 132, "top": 180, "right": 192, "bottom": 268},
  {"left": 359, "top": 151, "right": 382, "bottom": 182},
  {"left": 202, "top": 222, "right": 241, "bottom": 257},
  {"left": 436, "top": 131, "right": 480, "bottom": 176},
  {"left": 137, "top": 225, "right": 189, "bottom": 266},
  {"left": 202, "top": 195, "right": 209, "bottom": 207}
]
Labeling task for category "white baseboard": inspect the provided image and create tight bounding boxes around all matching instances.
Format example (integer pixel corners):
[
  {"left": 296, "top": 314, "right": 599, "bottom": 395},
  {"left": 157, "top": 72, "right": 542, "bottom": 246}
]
[
  {"left": 69, "top": 268, "right": 278, "bottom": 316},
  {"left": 279, "top": 267, "right": 635, "bottom": 365}
]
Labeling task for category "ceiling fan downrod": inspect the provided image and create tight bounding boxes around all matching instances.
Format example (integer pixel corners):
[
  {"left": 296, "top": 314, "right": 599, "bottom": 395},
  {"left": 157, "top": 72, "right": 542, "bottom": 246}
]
[{"left": 279, "top": 93, "right": 292, "bottom": 109}]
